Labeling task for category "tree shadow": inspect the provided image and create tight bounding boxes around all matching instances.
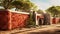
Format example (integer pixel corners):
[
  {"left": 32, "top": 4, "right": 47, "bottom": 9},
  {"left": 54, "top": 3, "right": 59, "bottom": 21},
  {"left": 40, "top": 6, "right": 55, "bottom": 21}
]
[
  {"left": 27, "top": 31, "right": 60, "bottom": 34},
  {"left": 0, "top": 29, "right": 7, "bottom": 31}
]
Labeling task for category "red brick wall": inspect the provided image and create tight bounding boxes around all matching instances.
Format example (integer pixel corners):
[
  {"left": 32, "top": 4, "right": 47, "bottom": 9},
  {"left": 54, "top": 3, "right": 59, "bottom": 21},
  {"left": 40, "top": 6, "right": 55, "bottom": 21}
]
[
  {"left": 0, "top": 10, "right": 10, "bottom": 30},
  {"left": 59, "top": 18, "right": 60, "bottom": 23},
  {"left": 52, "top": 18, "right": 60, "bottom": 24},
  {"left": 52, "top": 18, "right": 56, "bottom": 24},
  {"left": 11, "top": 12, "right": 29, "bottom": 29},
  {"left": 0, "top": 10, "right": 29, "bottom": 30}
]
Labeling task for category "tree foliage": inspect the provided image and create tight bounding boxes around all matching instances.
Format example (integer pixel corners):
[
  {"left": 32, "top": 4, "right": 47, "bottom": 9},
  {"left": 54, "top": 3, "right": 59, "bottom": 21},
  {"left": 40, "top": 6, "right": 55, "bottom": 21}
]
[
  {"left": 46, "top": 6, "right": 60, "bottom": 17},
  {"left": 0, "top": 0, "right": 36, "bottom": 12},
  {"left": 12, "top": 0, "right": 36, "bottom": 11},
  {"left": 37, "top": 9, "right": 43, "bottom": 14},
  {"left": 0, "top": 0, "right": 14, "bottom": 9}
]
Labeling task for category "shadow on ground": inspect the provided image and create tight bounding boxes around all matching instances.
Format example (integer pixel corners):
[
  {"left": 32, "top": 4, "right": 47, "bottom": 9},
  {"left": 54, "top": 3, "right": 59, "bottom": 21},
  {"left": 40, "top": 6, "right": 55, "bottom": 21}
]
[{"left": 27, "top": 30, "right": 60, "bottom": 34}]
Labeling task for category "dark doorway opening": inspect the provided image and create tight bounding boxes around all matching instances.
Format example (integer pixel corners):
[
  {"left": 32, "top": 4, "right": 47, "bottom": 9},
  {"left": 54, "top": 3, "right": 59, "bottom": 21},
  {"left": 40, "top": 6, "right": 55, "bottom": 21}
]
[{"left": 39, "top": 18, "right": 43, "bottom": 25}]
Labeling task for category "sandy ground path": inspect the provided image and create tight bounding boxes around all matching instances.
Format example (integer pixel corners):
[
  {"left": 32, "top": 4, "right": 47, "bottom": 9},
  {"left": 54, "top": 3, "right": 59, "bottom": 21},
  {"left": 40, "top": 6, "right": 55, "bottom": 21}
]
[
  {"left": 0, "top": 24, "right": 60, "bottom": 34},
  {"left": 19, "top": 25, "right": 60, "bottom": 34}
]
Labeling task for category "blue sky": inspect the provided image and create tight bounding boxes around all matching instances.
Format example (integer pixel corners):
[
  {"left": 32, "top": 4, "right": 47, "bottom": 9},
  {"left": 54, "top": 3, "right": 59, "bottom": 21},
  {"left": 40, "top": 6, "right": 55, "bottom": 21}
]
[{"left": 31, "top": 0, "right": 60, "bottom": 10}]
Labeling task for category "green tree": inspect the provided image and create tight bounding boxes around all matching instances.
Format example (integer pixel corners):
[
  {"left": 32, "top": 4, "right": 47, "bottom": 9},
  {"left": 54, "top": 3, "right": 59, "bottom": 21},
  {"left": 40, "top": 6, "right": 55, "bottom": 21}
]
[
  {"left": 11, "top": 0, "right": 36, "bottom": 11},
  {"left": 11, "top": 1, "right": 23, "bottom": 11},
  {"left": 0, "top": 0, "right": 37, "bottom": 12},
  {"left": 55, "top": 6, "right": 60, "bottom": 17},
  {"left": 0, "top": 0, "right": 14, "bottom": 9},
  {"left": 26, "top": 11, "right": 36, "bottom": 27},
  {"left": 46, "top": 6, "right": 60, "bottom": 17},
  {"left": 37, "top": 9, "right": 43, "bottom": 14}
]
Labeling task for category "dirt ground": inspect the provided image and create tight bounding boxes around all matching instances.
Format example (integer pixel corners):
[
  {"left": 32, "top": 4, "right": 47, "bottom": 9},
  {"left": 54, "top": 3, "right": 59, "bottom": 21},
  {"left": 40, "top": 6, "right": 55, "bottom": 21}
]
[
  {"left": 19, "top": 26, "right": 60, "bottom": 34},
  {"left": 0, "top": 24, "right": 60, "bottom": 34}
]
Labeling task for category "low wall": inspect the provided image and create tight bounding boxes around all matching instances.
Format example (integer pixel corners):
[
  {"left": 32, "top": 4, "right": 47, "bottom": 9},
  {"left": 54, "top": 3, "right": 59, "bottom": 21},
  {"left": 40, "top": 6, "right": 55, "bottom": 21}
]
[
  {"left": 52, "top": 17, "right": 60, "bottom": 24},
  {"left": 11, "top": 12, "right": 29, "bottom": 29},
  {"left": 1, "top": 10, "right": 59, "bottom": 30},
  {"left": 0, "top": 10, "right": 44, "bottom": 30},
  {"left": 0, "top": 10, "right": 10, "bottom": 30},
  {"left": 0, "top": 10, "right": 29, "bottom": 30}
]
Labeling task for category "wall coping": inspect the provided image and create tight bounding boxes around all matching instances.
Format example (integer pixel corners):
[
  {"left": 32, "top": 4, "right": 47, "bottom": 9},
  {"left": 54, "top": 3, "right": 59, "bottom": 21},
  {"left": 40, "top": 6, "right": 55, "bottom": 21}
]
[
  {"left": 0, "top": 9, "right": 43, "bottom": 16},
  {"left": 37, "top": 14, "right": 42, "bottom": 16},
  {"left": 8, "top": 10, "right": 29, "bottom": 15}
]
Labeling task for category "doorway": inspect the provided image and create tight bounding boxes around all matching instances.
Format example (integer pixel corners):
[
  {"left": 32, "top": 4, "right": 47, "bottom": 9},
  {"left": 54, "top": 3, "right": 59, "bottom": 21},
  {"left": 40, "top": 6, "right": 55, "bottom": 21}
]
[{"left": 38, "top": 18, "right": 43, "bottom": 25}]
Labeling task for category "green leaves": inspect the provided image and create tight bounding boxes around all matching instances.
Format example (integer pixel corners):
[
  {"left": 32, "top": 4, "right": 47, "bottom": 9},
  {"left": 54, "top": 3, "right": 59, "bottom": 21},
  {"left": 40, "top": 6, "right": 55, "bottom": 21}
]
[
  {"left": 37, "top": 9, "right": 43, "bottom": 14},
  {"left": 0, "top": 0, "right": 37, "bottom": 12},
  {"left": 46, "top": 6, "right": 60, "bottom": 17},
  {"left": 0, "top": 0, "right": 14, "bottom": 9}
]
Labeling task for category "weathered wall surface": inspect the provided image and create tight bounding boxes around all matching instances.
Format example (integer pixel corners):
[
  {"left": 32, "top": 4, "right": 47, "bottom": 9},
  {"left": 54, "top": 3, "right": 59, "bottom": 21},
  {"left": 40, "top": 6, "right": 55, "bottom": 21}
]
[
  {"left": 0, "top": 10, "right": 29, "bottom": 30},
  {"left": 0, "top": 10, "right": 10, "bottom": 30},
  {"left": 0, "top": 10, "right": 60, "bottom": 30},
  {"left": 11, "top": 12, "right": 29, "bottom": 29},
  {"left": 52, "top": 18, "right": 60, "bottom": 24}
]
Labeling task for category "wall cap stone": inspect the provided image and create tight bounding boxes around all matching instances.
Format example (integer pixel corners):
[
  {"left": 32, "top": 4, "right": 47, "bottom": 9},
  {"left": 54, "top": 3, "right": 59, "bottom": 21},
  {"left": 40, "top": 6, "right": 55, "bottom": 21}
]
[{"left": 7, "top": 9, "right": 29, "bottom": 15}]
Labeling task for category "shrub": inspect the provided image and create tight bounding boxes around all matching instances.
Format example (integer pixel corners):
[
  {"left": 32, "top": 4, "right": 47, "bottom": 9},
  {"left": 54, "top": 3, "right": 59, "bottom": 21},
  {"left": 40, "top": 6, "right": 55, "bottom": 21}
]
[{"left": 26, "top": 12, "right": 36, "bottom": 28}]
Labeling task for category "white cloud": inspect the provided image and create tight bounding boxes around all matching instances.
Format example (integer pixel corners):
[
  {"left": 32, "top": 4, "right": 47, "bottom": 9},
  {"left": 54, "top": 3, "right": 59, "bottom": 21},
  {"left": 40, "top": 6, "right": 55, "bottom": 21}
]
[
  {"left": 50, "top": 0, "right": 60, "bottom": 6},
  {"left": 31, "top": 0, "right": 60, "bottom": 10},
  {"left": 39, "top": 0, "right": 60, "bottom": 10},
  {"left": 33, "top": 2, "right": 52, "bottom": 10},
  {"left": 37, "top": 2, "right": 51, "bottom": 10}
]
